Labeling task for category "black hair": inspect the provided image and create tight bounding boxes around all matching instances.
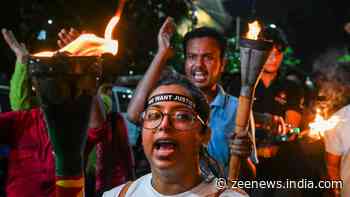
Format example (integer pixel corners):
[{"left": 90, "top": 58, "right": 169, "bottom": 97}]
[
  {"left": 183, "top": 27, "right": 227, "bottom": 59},
  {"left": 150, "top": 72, "right": 210, "bottom": 124},
  {"left": 260, "top": 26, "right": 288, "bottom": 52}
]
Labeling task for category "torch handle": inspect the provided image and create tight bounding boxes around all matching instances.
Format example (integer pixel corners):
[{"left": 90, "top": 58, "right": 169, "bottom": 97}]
[
  {"left": 55, "top": 176, "right": 84, "bottom": 197},
  {"left": 235, "top": 96, "right": 252, "bottom": 131},
  {"left": 228, "top": 96, "right": 253, "bottom": 181}
]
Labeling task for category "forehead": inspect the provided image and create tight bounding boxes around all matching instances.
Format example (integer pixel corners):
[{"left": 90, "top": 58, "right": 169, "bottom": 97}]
[
  {"left": 148, "top": 84, "right": 193, "bottom": 109},
  {"left": 149, "top": 84, "right": 191, "bottom": 100},
  {"left": 186, "top": 37, "right": 221, "bottom": 54},
  {"left": 148, "top": 84, "right": 192, "bottom": 99}
]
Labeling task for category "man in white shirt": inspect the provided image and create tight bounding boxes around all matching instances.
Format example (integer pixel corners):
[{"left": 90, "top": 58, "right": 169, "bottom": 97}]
[
  {"left": 314, "top": 60, "right": 350, "bottom": 197},
  {"left": 324, "top": 105, "right": 350, "bottom": 197}
]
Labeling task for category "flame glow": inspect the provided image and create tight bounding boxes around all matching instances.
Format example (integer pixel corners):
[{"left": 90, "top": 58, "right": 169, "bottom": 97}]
[
  {"left": 104, "top": 16, "right": 120, "bottom": 40},
  {"left": 246, "top": 21, "right": 261, "bottom": 40},
  {"left": 308, "top": 109, "right": 340, "bottom": 139},
  {"left": 33, "top": 34, "right": 118, "bottom": 57},
  {"left": 33, "top": 0, "right": 126, "bottom": 57},
  {"left": 105, "top": 0, "right": 125, "bottom": 40}
]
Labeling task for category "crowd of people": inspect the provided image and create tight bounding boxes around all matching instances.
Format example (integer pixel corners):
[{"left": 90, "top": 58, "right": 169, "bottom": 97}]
[{"left": 0, "top": 15, "right": 349, "bottom": 197}]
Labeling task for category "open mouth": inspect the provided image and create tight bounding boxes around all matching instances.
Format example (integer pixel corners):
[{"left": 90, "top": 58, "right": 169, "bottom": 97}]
[
  {"left": 192, "top": 70, "right": 208, "bottom": 82},
  {"left": 154, "top": 139, "right": 177, "bottom": 150},
  {"left": 153, "top": 139, "right": 178, "bottom": 159}
]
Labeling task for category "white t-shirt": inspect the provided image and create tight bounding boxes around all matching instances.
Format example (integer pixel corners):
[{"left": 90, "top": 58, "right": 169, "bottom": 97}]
[
  {"left": 102, "top": 173, "right": 248, "bottom": 197},
  {"left": 324, "top": 105, "right": 350, "bottom": 197}
]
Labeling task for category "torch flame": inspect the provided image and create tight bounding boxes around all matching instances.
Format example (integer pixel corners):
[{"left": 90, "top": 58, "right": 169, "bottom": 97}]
[
  {"left": 308, "top": 108, "right": 340, "bottom": 139},
  {"left": 104, "top": 16, "right": 120, "bottom": 40},
  {"left": 104, "top": 0, "right": 126, "bottom": 39},
  {"left": 246, "top": 21, "right": 261, "bottom": 40},
  {"left": 33, "top": 0, "right": 126, "bottom": 57}
]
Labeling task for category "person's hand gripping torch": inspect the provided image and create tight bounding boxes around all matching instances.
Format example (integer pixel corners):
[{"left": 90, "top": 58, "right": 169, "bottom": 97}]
[{"left": 228, "top": 21, "right": 272, "bottom": 181}]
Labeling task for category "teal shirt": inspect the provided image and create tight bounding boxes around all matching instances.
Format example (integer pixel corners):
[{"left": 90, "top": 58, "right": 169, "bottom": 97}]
[{"left": 207, "top": 85, "right": 238, "bottom": 176}]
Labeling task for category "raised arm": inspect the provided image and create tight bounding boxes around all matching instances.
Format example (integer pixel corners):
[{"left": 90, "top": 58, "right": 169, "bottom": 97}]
[
  {"left": 127, "top": 17, "right": 175, "bottom": 123},
  {"left": 2, "top": 28, "right": 34, "bottom": 110}
]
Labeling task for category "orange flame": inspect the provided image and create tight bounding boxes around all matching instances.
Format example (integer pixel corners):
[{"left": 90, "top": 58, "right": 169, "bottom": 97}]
[
  {"left": 308, "top": 108, "right": 340, "bottom": 139},
  {"left": 33, "top": 0, "right": 126, "bottom": 57},
  {"left": 246, "top": 21, "right": 261, "bottom": 40},
  {"left": 105, "top": 16, "right": 120, "bottom": 40},
  {"left": 33, "top": 34, "right": 118, "bottom": 57},
  {"left": 105, "top": 0, "right": 126, "bottom": 39}
]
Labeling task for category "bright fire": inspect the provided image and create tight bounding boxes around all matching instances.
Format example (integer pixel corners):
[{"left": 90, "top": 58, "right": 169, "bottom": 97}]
[
  {"left": 246, "top": 21, "right": 261, "bottom": 40},
  {"left": 33, "top": 0, "right": 126, "bottom": 57},
  {"left": 104, "top": 16, "right": 120, "bottom": 40},
  {"left": 308, "top": 109, "right": 340, "bottom": 139}
]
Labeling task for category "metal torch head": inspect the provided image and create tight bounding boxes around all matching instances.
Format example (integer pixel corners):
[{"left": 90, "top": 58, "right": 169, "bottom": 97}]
[
  {"left": 239, "top": 38, "right": 272, "bottom": 97},
  {"left": 27, "top": 53, "right": 116, "bottom": 167},
  {"left": 28, "top": 53, "right": 102, "bottom": 105}
]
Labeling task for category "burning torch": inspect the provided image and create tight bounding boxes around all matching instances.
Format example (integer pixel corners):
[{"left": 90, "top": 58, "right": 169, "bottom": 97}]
[
  {"left": 28, "top": 0, "right": 127, "bottom": 196},
  {"left": 228, "top": 21, "right": 272, "bottom": 181},
  {"left": 308, "top": 108, "right": 340, "bottom": 140}
]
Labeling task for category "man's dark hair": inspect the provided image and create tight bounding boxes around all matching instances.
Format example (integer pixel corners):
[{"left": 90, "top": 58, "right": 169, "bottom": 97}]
[
  {"left": 183, "top": 27, "right": 227, "bottom": 59},
  {"left": 151, "top": 72, "right": 210, "bottom": 125},
  {"left": 260, "top": 26, "right": 288, "bottom": 52}
]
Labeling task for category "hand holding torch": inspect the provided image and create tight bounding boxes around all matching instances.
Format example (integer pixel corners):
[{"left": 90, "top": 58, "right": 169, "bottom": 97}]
[{"left": 228, "top": 21, "right": 272, "bottom": 181}]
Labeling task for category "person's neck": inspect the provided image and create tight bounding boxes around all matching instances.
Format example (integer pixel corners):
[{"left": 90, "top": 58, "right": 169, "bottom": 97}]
[
  {"left": 261, "top": 71, "right": 278, "bottom": 88},
  {"left": 151, "top": 167, "right": 202, "bottom": 195},
  {"left": 203, "top": 84, "right": 218, "bottom": 103}
]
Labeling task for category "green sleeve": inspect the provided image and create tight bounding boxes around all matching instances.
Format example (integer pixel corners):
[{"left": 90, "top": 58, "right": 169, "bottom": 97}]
[{"left": 9, "top": 61, "right": 37, "bottom": 110}]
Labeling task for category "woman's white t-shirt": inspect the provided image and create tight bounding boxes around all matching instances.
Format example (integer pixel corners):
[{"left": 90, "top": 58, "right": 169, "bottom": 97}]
[{"left": 103, "top": 173, "right": 248, "bottom": 197}]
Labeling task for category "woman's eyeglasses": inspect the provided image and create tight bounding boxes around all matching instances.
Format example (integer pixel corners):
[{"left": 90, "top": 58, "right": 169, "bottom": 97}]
[{"left": 142, "top": 108, "right": 205, "bottom": 131}]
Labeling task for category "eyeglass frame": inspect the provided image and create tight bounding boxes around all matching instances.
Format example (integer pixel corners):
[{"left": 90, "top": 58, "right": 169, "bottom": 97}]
[{"left": 141, "top": 107, "right": 206, "bottom": 131}]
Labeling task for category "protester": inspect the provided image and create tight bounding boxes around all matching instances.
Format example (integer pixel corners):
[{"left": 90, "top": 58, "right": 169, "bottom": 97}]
[
  {"left": 313, "top": 55, "right": 350, "bottom": 197},
  {"left": 226, "top": 26, "right": 305, "bottom": 196},
  {"left": 104, "top": 72, "right": 248, "bottom": 197},
  {"left": 127, "top": 17, "right": 252, "bottom": 177}
]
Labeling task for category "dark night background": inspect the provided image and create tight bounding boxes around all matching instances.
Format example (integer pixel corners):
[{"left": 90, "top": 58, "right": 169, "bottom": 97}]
[{"left": 0, "top": 0, "right": 350, "bottom": 82}]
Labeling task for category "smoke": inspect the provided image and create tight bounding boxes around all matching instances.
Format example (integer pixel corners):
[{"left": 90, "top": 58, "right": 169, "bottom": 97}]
[{"left": 312, "top": 47, "right": 350, "bottom": 117}]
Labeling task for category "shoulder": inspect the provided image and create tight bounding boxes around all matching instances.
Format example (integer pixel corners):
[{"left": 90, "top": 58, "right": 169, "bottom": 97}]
[
  {"left": 324, "top": 105, "right": 350, "bottom": 151},
  {"left": 102, "top": 173, "right": 152, "bottom": 197},
  {"left": 330, "top": 105, "right": 350, "bottom": 130},
  {"left": 102, "top": 184, "right": 124, "bottom": 197},
  {"left": 337, "top": 105, "right": 350, "bottom": 118},
  {"left": 331, "top": 105, "right": 350, "bottom": 132},
  {"left": 202, "top": 179, "right": 248, "bottom": 197}
]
